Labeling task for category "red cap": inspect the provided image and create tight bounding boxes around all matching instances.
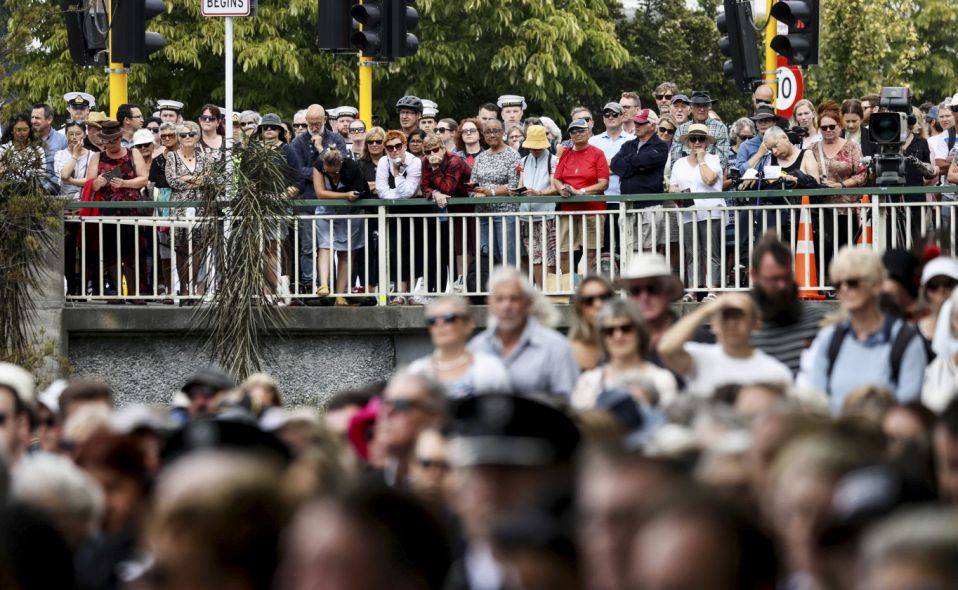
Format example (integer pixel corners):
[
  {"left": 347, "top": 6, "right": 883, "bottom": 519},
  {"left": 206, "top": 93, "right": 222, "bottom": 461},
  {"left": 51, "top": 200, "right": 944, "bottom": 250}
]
[{"left": 632, "top": 108, "right": 652, "bottom": 124}]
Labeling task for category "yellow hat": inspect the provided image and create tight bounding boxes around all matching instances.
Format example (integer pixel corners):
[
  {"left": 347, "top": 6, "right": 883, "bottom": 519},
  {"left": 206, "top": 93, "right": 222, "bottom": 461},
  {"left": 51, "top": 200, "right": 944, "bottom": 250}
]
[{"left": 522, "top": 125, "right": 550, "bottom": 150}]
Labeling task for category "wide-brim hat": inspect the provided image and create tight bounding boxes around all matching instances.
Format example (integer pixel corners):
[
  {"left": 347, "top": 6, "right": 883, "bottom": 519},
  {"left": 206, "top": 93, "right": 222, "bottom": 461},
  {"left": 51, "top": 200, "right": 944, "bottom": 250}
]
[
  {"left": 751, "top": 104, "right": 781, "bottom": 122},
  {"left": 522, "top": 125, "right": 550, "bottom": 149},
  {"left": 98, "top": 120, "right": 123, "bottom": 142},
  {"left": 86, "top": 111, "right": 108, "bottom": 128},
  {"left": 614, "top": 253, "right": 684, "bottom": 300},
  {"left": 681, "top": 123, "right": 716, "bottom": 145},
  {"left": 689, "top": 91, "right": 717, "bottom": 106}
]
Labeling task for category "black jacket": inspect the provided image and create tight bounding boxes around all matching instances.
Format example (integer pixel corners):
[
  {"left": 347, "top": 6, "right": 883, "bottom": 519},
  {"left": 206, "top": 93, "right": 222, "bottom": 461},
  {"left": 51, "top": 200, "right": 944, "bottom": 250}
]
[{"left": 610, "top": 134, "right": 669, "bottom": 206}]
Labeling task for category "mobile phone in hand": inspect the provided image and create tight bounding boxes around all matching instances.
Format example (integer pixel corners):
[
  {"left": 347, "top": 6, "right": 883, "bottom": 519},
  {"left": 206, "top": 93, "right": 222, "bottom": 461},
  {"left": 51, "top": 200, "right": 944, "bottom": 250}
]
[
  {"left": 464, "top": 181, "right": 478, "bottom": 189},
  {"left": 512, "top": 186, "right": 527, "bottom": 194}
]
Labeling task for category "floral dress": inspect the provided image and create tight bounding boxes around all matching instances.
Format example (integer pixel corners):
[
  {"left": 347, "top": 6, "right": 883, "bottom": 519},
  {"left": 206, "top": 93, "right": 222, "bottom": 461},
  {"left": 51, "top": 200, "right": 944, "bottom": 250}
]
[
  {"left": 815, "top": 140, "right": 865, "bottom": 207},
  {"left": 471, "top": 147, "right": 520, "bottom": 213}
]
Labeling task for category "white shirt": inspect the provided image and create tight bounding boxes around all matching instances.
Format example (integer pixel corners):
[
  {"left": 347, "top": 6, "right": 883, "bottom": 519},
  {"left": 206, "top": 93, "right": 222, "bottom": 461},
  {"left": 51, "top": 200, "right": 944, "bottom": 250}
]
[
  {"left": 53, "top": 148, "right": 91, "bottom": 198},
  {"left": 928, "top": 132, "right": 956, "bottom": 199},
  {"left": 589, "top": 130, "right": 634, "bottom": 196},
  {"left": 682, "top": 342, "right": 793, "bottom": 398},
  {"left": 922, "top": 354, "right": 958, "bottom": 413},
  {"left": 669, "top": 152, "right": 724, "bottom": 223},
  {"left": 375, "top": 151, "right": 422, "bottom": 199},
  {"left": 572, "top": 363, "right": 679, "bottom": 409}
]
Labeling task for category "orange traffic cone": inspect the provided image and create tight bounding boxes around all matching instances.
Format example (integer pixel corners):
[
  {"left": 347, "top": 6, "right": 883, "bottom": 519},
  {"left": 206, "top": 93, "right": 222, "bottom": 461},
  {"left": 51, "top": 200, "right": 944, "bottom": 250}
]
[
  {"left": 858, "top": 195, "right": 873, "bottom": 245},
  {"left": 795, "top": 195, "right": 826, "bottom": 300}
]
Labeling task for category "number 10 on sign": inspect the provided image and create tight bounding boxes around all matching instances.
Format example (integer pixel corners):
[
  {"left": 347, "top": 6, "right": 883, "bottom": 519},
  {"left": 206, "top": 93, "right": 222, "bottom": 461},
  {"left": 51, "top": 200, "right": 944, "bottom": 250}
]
[{"left": 775, "top": 65, "right": 804, "bottom": 119}]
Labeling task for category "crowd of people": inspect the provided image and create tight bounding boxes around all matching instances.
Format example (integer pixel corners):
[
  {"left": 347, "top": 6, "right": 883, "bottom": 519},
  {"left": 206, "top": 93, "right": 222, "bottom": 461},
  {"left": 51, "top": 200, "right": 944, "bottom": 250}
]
[
  {"left": 2, "top": 227, "right": 958, "bottom": 588},
  {"left": 2, "top": 83, "right": 955, "bottom": 302}
]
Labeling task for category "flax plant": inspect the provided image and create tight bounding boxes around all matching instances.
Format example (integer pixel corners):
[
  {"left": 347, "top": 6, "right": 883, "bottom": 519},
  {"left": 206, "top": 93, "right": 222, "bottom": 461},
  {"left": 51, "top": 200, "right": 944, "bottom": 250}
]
[{"left": 193, "top": 142, "right": 294, "bottom": 379}]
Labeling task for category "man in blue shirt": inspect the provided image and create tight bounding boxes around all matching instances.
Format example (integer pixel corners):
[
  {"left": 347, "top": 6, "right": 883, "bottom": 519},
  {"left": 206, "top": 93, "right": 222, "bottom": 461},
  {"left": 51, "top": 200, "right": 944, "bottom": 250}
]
[
  {"left": 735, "top": 104, "right": 782, "bottom": 176},
  {"left": 31, "top": 103, "right": 66, "bottom": 190},
  {"left": 469, "top": 267, "right": 579, "bottom": 397}
]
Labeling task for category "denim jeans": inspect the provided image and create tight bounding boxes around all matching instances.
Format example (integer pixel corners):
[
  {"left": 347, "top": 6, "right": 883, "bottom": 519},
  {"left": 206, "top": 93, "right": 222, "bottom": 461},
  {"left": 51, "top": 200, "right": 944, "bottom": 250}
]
[
  {"left": 298, "top": 218, "right": 315, "bottom": 284},
  {"left": 479, "top": 215, "right": 518, "bottom": 267}
]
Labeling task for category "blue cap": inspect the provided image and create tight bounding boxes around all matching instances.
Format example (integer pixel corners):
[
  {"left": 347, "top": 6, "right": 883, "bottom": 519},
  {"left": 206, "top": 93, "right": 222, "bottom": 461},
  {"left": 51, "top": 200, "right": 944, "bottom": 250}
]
[{"left": 927, "top": 106, "right": 939, "bottom": 121}]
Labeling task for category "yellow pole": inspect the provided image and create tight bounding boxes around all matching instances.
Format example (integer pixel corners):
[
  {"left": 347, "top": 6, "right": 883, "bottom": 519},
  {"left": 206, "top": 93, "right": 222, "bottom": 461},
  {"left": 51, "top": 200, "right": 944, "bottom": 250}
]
[
  {"left": 359, "top": 55, "right": 373, "bottom": 127},
  {"left": 765, "top": 0, "right": 777, "bottom": 101},
  {"left": 108, "top": 0, "right": 127, "bottom": 118}
]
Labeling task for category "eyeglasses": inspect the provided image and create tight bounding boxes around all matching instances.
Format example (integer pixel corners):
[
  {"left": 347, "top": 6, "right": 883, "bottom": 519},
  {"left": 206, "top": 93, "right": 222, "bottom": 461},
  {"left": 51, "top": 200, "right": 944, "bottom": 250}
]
[
  {"left": 261, "top": 125, "right": 281, "bottom": 132},
  {"left": 602, "top": 111, "right": 621, "bottom": 118},
  {"left": 382, "top": 398, "right": 429, "bottom": 414},
  {"left": 602, "top": 323, "right": 636, "bottom": 337},
  {"left": 628, "top": 283, "right": 664, "bottom": 297},
  {"left": 135, "top": 143, "right": 153, "bottom": 149},
  {"left": 416, "top": 457, "right": 450, "bottom": 471},
  {"left": 426, "top": 312, "right": 464, "bottom": 326},
  {"left": 687, "top": 136, "right": 706, "bottom": 144},
  {"left": 366, "top": 139, "right": 383, "bottom": 145},
  {"left": 655, "top": 94, "right": 673, "bottom": 101},
  {"left": 148, "top": 127, "right": 160, "bottom": 133},
  {"left": 178, "top": 131, "right": 198, "bottom": 138},
  {"left": 348, "top": 127, "right": 366, "bottom": 133},
  {"left": 160, "top": 134, "right": 176, "bottom": 140},
  {"left": 820, "top": 124, "right": 838, "bottom": 131},
  {"left": 436, "top": 127, "right": 451, "bottom": 133},
  {"left": 461, "top": 128, "right": 478, "bottom": 135},
  {"left": 293, "top": 123, "right": 308, "bottom": 129},
  {"left": 482, "top": 129, "right": 502, "bottom": 136},
  {"left": 385, "top": 143, "right": 404, "bottom": 152},
  {"left": 834, "top": 277, "right": 863, "bottom": 290},
  {"left": 424, "top": 147, "right": 444, "bottom": 155},
  {"left": 199, "top": 115, "right": 217, "bottom": 122},
  {"left": 926, "top": 277, "right": 958, "bottom": 291},
  {"left": 579, "top": 292, "right": 614, "bottom": 306},
  {"left": 658, "top": 127, "right": 676, "bottom": 135},
  {"left": 737, "top": 133, "right": 754, "bottom": 141},
  {"left": 755, "top": 99, "right": 773, "bottom": 105},
  {"left": 569, "top": 128, "right": 588, "bottom": 135}
]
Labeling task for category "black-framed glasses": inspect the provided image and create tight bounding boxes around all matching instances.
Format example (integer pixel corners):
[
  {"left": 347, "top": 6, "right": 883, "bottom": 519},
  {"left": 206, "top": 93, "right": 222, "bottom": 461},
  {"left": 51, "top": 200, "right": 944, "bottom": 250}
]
[
  {"left": 602, "top": 323, "right": 636, "bottom": 337},
  {"left": 366, "top": 139, "right": 383, "bottom": 145},
  {"left": 926, "top": 277, "right": 958, "bottom": 291},
  {"left": 687, "top": 136, "right": 706, "bottom": 144},
  {"left": 293, "top": 123, "right": 308, "bottom": 129},
  {"left": 426, "top": 312, "right": 464, "bottom": 326},
  {"left": 658, "top": 127, "right": 676, "bottom": 135},
  {"left": 436, "top": 127, "right": 451, "bottom": 133},
  {"left": 834, "top": 277, "right": 863, "bottom": 290},
  {"left": 602, "top": 110, "right": 620, "bottom": 118},
  {"left": 199, "top": 115, "right": 217, "bottom": 122},
  {"left": 737, "top": 134, "right": 754, "bottom": 141},
  {"left": 579, "top": 292, "right": 614, "bottom": 306},
  {"left": 385, "top": 143, "right": 404, "bottom": 152},
  {"left": 147, "top": 126, "right": 160, "bottom": 133},
  {"left": 349, "top": 126, "right": 366, "bottom": 133},
  {"left": 628, "top": 283, "right": 664, "bottom": 297},
  {"left": 655, "top": 94, "right": 673, "bottom": 101},
  {"left": 261, "top": 125, "right": 281, "bottom": 132},
  {"left": 820, "top": 124, "right": 838, "bottom": 131},
  {"left": 178, "top": 131, "right": 198, "bottom": 138},
  {"left": 424, "top": 147, "right": 444, "bottom": 155}
]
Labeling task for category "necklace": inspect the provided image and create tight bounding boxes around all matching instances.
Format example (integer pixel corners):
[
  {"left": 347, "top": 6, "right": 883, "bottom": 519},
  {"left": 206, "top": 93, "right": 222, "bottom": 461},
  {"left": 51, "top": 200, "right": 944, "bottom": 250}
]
[{"left": 432, "top": 352, "right": 472, "bottom": 371}]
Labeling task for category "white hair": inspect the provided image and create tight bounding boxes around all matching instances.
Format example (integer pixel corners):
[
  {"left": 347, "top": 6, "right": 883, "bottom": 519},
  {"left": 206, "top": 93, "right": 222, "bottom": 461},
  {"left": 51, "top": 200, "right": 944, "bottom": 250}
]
[
  {"left": 12, "top": 453, "right": 104, "bottom": 542},
  {"left": 486, "top": 265, "right": 560, "bottom": 327},
  {"left": 861, "top": 507, "right": 958, "bottom": 582},
  {"left": 294, "top": 109, "right": 307, "bottom": 121}
]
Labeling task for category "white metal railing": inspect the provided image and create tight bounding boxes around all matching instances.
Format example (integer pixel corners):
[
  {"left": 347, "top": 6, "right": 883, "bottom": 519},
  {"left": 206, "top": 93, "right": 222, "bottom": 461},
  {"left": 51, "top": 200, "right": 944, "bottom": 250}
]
[{"left": 62, "top": 198, "right": 956, "bottom": 304}]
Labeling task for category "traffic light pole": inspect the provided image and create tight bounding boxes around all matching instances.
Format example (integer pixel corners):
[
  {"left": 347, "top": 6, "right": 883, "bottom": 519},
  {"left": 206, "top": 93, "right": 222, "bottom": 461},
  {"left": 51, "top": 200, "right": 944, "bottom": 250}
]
[
  {"left": 765, "top": 0, "right": 777, "bottom": 101},
  {"left": 359, "top": 55, "right": 372, "bottom": 128},
  {"left": 108, "top": 0, "right": 128, "bottom": 117}
]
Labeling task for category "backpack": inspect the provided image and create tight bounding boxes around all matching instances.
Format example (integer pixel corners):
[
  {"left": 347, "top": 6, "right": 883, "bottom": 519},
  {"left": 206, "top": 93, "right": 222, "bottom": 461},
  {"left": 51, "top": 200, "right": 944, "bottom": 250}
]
[{"left": 825, "top": 320, "right": 919, "bottom": 391}]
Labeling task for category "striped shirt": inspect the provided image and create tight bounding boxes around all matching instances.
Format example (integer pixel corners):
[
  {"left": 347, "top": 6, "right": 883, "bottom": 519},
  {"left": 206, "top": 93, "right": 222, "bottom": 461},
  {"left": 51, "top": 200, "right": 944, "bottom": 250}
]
[{"left": 751, "top": 304, "right": 826, "bottom": 374}]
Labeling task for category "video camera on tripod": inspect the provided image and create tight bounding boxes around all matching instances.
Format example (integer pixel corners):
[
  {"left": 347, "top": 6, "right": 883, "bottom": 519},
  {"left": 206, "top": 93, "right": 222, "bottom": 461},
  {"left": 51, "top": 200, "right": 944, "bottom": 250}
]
[{"left": 866, "top": 87, "right": 913, "bottom": 186}]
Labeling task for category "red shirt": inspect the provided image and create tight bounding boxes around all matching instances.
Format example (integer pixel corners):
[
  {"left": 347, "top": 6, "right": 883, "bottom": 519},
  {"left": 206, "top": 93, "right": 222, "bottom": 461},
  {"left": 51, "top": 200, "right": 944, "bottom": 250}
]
[{"left": 553, "top": 144, "right": 610, "bottom": 211}]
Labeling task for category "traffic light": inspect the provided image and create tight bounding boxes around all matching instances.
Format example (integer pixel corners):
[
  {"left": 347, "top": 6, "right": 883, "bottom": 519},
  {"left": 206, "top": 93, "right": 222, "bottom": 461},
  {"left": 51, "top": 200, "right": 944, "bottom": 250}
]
[
  {"left": 386, "top": 0, "right": 418, "bottom": 59},
  {"left": 769, "top": 0, "right": 820, "bottom": 66},
  {"left": 716, "top": 0, "right": 762, "bottom": 93},
  {"left": 350, "top": 0, "right": 385, "bottom": 56},
  {"left": 111, "top": 0, "right": 167, "bottom": 64},
  {"left": 62, "top": 0, "right": 108, "bottom": 66},
  {"left": 318, "top": 0, "right": 358, "bottom": 53}
]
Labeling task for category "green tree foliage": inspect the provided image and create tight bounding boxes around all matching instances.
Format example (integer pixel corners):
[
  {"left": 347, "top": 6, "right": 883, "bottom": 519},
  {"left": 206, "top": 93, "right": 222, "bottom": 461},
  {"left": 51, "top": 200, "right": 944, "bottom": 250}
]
[
  {"left": 909, "top": 0, "right": 958, "bottom": 105},
  {"left": 804, "top": 0, "right": 927, "bottom": 102},
  {"left": 0, "top": 0, "right": 627, "bottom": 125},
  {"left": 591, "top": 0, "right": 752, "bottom": 124}
]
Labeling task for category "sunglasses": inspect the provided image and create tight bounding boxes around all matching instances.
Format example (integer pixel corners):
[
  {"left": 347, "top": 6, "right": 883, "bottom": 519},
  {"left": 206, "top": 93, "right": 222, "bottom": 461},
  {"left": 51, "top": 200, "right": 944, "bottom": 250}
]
[
  {"left": 385, "top": 143, "right": 404, "bottom": 152},
  {"left": 655, "top": 94, "right": 673, "bottom": 101},
  {"left": 349, "top": 127, "right": 366, "bottom": 133},
  {"left": 293, "top": 123, "right": 308, "bottom": 129},
  {"left": 366, "top": 139, "right": 383, "bottom": 145},
  {"left": 436, "top": 127, "right": 451, "bottom": 133},
  {"left": 261, "top": 125, "right": 281, "bottom": 132},
  {"left": 135, "top": 143, "right": 153, "bottom": 149},
  {"left": 426, "top": 312, "right": 464, "bottom": 326},
  {"left": 820, "top": 124, "right": 838, "bottom": 131},
  {"left": 834, "top": 277, "right": 863, "bottom": 290},
  {"left": 603, "top": 111, "right": 621, "bottom": 118},
  {"left": 926, "top": 277, "right": 957, "bottom": 291},
  {"left": 570, "top": 128, "right": 588, "bottom": 135},
  {"left": 148, "top": 127, "right": 160, "bottom": 133},
  {"left": 687, "top": 136, "right": 706, "bottom": 144},
  {"left": 628, "top": 283, "right": 664, "bottom": 297},
  {"left": 383, "top": 398, "right": 428, "bottom": 413},
  {"left": 425, "top": 147, "right": 444, "bottom": 155},
  {"left": 602, "top": 323, "right": 636, "bottom": 337},
  {"left": 737, "top": 134, "right": 754, "bottom": 141},
  {"left": 416, "top": 457, "right": 450, "bottom": 471},
  {"left": 658, "top": 127, "right": 676, "bottom": 135},
  {"left": 579, "top": 292, "right": 614, "bottom": 306},
  {"left": 178, "top": 131, "right": 198, "bottom": 138},
  {"left": 199, "top": 115, "right": 217, "bottom": 122},
  {"left": 160, "top": 134, "right": 176, "bottom": 140},
  {"left": 461, "top": 128, "right": 478, "bottom": 135}
]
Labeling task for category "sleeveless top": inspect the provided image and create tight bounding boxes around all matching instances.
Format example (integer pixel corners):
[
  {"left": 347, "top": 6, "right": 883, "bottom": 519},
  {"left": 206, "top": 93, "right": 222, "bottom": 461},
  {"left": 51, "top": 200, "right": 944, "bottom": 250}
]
[{"left": 98, "top": 150, "right": 140, "bottom": 214}]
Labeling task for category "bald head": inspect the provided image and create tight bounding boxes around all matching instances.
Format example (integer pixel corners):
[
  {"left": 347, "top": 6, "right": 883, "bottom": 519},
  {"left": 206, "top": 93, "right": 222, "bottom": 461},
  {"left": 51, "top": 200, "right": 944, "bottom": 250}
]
[
  {"left": 306, "top": 105, "right": 327, "bottom": 135},
  {"left": 306, "top": 104, "right": 326, "bottom": 118},
  {"left": 753, "top": 85, "right": 774, "bottom": 107}
]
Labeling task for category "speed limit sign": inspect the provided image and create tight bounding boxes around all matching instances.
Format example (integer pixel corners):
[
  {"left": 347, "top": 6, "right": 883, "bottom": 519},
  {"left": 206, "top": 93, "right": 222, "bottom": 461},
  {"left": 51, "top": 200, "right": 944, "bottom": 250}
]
[{"left": 775, "top": 65, "right": 804, "bottom": 119}]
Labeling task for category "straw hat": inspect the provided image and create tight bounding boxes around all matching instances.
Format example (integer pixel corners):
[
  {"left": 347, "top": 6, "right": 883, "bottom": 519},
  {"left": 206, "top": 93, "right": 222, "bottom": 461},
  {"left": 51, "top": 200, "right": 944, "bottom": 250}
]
[{"left": 681, "top": 123, "right": 716, "bottom": 145}]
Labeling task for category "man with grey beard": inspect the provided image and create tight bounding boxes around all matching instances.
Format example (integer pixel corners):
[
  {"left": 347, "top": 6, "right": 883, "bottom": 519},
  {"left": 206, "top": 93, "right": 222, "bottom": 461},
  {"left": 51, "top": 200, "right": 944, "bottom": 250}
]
[{"left": 419, "top": 134, "right": 472, "bottom": 293}]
